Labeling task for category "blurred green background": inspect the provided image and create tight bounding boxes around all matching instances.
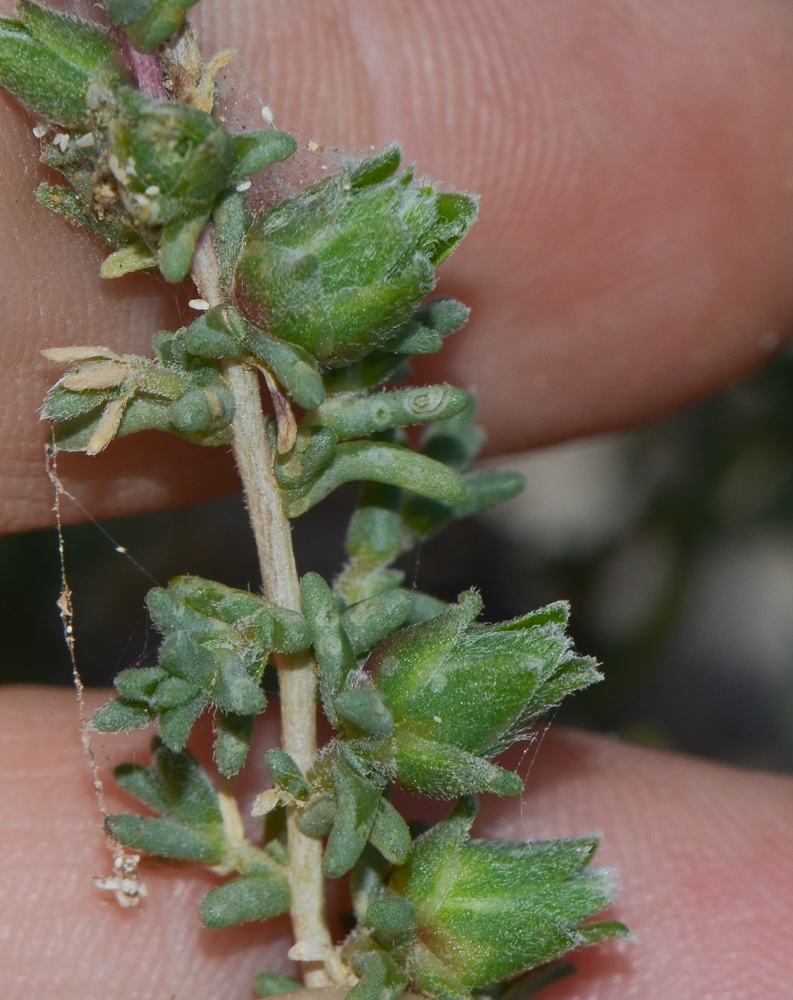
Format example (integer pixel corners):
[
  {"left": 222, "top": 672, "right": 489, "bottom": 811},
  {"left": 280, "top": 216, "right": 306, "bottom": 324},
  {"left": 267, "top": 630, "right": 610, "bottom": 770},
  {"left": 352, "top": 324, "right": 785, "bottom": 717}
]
[{"left": 4, "top": 347, "right": 793, "bottom": 773}]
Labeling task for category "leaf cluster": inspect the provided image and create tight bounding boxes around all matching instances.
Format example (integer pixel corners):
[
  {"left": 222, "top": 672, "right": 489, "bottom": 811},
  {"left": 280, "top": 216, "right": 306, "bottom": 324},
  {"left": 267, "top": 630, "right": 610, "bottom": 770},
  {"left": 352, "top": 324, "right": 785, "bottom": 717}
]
[
  {"left": 94, "top": 575, "right": 309, "bottom": 775},
  {"left": 109, "top": 738, "right": 291, "bottom": 928}
]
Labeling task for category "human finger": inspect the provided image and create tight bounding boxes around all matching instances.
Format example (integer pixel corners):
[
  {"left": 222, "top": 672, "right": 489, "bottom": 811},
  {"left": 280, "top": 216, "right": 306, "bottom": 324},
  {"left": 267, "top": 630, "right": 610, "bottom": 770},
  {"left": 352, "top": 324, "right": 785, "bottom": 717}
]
[
  {"left": 3, "top": 0, "right": 793, "bottom": 531},
  {"left": 1, "top": 686, "right": 791, "bottom": 999}
]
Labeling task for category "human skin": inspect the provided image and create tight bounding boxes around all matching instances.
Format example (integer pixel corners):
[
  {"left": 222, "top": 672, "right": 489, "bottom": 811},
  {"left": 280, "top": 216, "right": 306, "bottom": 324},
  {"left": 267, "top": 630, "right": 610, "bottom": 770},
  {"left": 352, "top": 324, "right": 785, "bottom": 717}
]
[
  {"left": 3, "top": 0, "right": 793, "bottom": 530},
  {"left": 2, "top": 688, "right": 792, "bottom": 999},
  {"left": 2, "top": 1, "right": 793, "bottom": 998}
]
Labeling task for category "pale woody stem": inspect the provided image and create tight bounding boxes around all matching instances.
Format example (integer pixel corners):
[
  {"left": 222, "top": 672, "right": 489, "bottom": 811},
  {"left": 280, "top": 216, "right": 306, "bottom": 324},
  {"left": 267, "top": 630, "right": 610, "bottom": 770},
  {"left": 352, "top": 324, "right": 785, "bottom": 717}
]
[{"left": 192, "top": 230, "right": 336, "bottom": 988}]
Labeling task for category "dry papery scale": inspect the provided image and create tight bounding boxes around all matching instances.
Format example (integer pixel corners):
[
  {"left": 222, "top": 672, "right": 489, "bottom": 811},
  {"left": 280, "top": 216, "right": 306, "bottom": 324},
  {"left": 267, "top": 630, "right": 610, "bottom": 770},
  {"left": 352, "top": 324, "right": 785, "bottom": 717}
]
[{"left": 0, "top": 3, "right": 630, "bottom": 998}]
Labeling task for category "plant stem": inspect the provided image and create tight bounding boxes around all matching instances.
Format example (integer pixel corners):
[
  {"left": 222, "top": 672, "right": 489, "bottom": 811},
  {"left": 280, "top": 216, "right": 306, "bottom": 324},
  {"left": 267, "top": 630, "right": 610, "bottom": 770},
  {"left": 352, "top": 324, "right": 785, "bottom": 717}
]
[{"left": 193, "top": 231, "right": 338, "bottom": 988}]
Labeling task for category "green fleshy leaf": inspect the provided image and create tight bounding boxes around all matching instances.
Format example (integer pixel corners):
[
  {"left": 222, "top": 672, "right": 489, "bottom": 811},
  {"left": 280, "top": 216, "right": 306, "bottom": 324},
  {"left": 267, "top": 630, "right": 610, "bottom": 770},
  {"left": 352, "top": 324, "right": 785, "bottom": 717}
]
[
  {"left": 108, "top": 813, "right": 225, "bottom": 863},
  {"left": 275, "top": 425, "right": 338, "bottom": 490},
  {"left": 167, "top": 575, "right": 264, "bottom": 623},
  {"left": 343, "top": 484, "right": 405, "bottom": 567},
  {"left": 213, "top": 187, "right": 254, "bottom": 297},
  {"left": 231, "top": 129, "right": 297, "bottom": 182},
  {"left": 369, "top": 795, "right": 412, "bottom": 866},
  {"left": 322, "top": 351, "right": 410, "bottom": 395},
  {"left": 214, "top": 651, "right": 267, "bottom": 715},
  {"left": 36, "top": 184, "right": 136, "bottom": 250},
  {"left": 228, "top": 308, "right": 326, "bottom": 410},
  {"left": 158, "top": 692, "right": 210, "bottom": 750},
  {"left": 92, "top": 697, "right": 152, "bottom": 733},
  {"left": 341, "top": 588, "right": 414, "bottom": 656},
  {"left": 367, "top": 896, "right": 416, "bottom": 944},
  {"left": 351, "top": 844, "right": 389, "bottom": 924},
  {"left": 183, "top": 308, "right": 247, "bottom": 362},
  {"left": 421, "top": 393, "right": 486, "bottom": 472},
  {"left": 266, "top": 749, "right": 312, "bottom": 801},
  {"left": 114, "top": 666, "right": 167, "bottom": 702},
  {"left": 134, "top": 576, "right": 295, "bottom": 752},
  {"left": 107, "top": 0, "right": 200, "bottom": 51},
  {"left": 296, "top": 793, "right": 337, "bottom": 838},
  {"left": 301, "top": 572, "right": 357, "bottom": 726},
  {"left": 383, "top": 297, "right": 470, "bottom": 355},
  {"left": 109, "top": 741, "right": 227, "bottom": 862},
  {"left": 323, "top": 753, "right": 385, "bottom": 878},
  {"left": 406, "top": 592, "right": 447, "bottom": 625},
  {"left": 158, "top": 211, "right": 211, "bottom": 283},
  {"left": 148, "top": 675, "right": 200, "bottom": 709},
  {"left": 200, "top": 868, "right": 291, "bottom": 928},
  {"left": 253, "top": 973, "right": 303, "bottom": 997},
  {"left": 403, "top": 470, "right": 525, "bottom": 541},
  {"left": 284, "top": 441, "right": 466, "bottom": 518},
  {"left": 115, "top": 740, "right": 223, "bottom": 827},
  {"left": 252, "top": 608, "right": 312, "bottom": 654},
  {"left": 346, "top": 942, "right": 410, "bottom": 1000},
  {"left": 334, "top": 688, "right": 394, "bottom": 740},
  {"left": 43, "top": 383, "right": 123, "bottom": 423},
  {"left": 158, "top": 629, "right": 217, "bottom": 683},
  {"left": 315, "top": 384, "right": 469, "bottom": 442},
  {"left": 214, "top": 712, "right": 256, "bottom": 777}
]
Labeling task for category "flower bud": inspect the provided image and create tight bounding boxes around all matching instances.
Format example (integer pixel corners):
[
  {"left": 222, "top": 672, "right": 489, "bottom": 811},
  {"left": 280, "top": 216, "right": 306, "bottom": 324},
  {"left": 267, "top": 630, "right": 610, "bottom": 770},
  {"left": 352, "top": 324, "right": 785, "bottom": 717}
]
[
  {"left": 105, "top": 91, "right": 295, "bottom": 281},
  {"left": 387, "top": 797, "right": 628, "bottom": 997},
  {"left": 359, "top": 595, "right": 602, "bottom": 797},
  {"left": 236, "top": 144, "right": 478, "bottom": 366}
]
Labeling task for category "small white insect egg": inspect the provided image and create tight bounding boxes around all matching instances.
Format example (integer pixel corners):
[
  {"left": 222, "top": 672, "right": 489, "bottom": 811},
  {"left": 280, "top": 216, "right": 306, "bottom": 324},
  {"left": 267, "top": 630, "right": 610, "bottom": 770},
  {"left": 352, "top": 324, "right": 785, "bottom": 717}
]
[
  {"left": 189, "top": 299, "right": 211, "bottom": 312},
  {"left": 236, "top": 179, "right": 252, "bottom": 192},
  {"left": 32, "top": 124, "right": 48, "bottom": 138},
  {"left": 75, "top": 133, "right": 95, "bottom": 148},
  {"left": 260, "top": 104, "right": 274, "bottom": 125}
]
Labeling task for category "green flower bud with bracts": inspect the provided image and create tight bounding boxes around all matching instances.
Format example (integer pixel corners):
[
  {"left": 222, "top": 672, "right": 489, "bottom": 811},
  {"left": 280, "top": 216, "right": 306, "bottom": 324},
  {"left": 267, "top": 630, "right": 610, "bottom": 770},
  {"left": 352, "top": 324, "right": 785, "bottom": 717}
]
[
  {"left": 0, "top": 1, "right": 127, "bottom": 127},
  {"left": 348, "top": 593, "right": 602, "bottom": 798},
  {"left": 102, "top": 89, "right": 296, "bottom": 281},
  {"left": 235, "top": 143, "right": 478, "bottom": 366},
  {"left": 383, "top": 797, "right": 629, "bottom": 1000},
  {"left": 105, "top": 88, "right": 225, "bottom": 281}
]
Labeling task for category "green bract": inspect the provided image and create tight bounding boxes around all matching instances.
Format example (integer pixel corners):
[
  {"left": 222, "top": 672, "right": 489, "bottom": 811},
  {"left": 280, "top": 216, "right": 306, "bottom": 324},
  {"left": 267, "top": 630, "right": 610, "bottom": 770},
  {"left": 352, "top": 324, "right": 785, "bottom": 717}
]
[
  {"left": 382, "top": 798, "right": 629, "bottom": 1000},
  {"left": 236, "top": 144, "right": 478, "bottom": 365},
  {"left": 304, "top": 590, "right": 601, "bottom": 804}
]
